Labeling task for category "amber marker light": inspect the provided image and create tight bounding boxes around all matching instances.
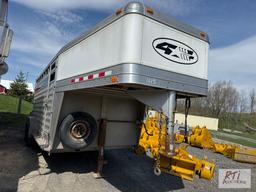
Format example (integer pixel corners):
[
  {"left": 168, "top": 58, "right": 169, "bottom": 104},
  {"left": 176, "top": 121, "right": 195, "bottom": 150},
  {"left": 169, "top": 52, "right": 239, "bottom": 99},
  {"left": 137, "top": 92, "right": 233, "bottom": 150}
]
[
  {"left": 200, "top": 32, "right": 206, "bottom": 39},
  {"left": 111, "top": 76, "right": 119, "bottom": 83},
  {"left": 116, "top": 8, "right": 123, "bottom": 15},
  {"left": 146, "top": 7, "right": 154, "bottom": 15}
]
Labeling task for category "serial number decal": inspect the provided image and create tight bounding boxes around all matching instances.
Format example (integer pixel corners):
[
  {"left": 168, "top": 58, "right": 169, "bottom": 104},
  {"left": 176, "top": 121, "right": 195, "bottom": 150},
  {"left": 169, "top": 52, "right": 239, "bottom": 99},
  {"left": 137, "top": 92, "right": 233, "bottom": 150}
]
[{"left": 146, "top": 77, "right": 157, "bottom": 85}]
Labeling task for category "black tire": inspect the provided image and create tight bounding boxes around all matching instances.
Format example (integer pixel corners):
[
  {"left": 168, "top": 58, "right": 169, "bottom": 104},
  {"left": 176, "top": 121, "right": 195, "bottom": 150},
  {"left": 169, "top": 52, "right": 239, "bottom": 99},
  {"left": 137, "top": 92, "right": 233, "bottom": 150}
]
[
  {"left": 59, "top": 112, "right": 97, "bottom": 150},
  {"left": 24, "top": 117, "right": 37, "bottom": 147}
]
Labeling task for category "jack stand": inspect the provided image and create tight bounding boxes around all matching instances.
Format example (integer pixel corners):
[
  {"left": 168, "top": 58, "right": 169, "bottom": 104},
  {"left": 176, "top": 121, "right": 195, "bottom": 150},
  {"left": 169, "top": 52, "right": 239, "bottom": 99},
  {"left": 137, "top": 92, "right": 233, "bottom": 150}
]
[
  {"left": 166, "top": 91, "right": 176, "bottom": 156},
  {"left": 93, "top": 119, "right": 107, "bottom": 179}
]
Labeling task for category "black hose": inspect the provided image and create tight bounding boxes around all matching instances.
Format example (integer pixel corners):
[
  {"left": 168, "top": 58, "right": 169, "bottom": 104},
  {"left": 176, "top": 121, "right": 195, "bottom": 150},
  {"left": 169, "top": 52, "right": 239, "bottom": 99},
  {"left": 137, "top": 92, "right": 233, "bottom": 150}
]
[
  {"left": 184, "top": 98, "right": 191, "bottom": 143},
  {"left": 142, "top": 122, "right": 153, "bottom": 136}
]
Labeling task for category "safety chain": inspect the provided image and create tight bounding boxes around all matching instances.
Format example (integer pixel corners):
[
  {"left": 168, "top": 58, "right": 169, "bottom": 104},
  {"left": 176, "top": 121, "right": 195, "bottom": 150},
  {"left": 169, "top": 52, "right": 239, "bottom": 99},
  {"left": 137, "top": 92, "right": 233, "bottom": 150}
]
[{"left": 154, "top": 112, "right": 163, "bottom": 176}]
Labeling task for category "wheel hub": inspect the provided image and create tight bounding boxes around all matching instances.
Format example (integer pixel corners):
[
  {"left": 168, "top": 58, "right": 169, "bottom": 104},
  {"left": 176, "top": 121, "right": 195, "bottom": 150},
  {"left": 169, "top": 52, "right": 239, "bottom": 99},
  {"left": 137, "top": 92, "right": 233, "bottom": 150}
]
[{"left": 70, "top": 121, "right": 90, "bottom": 139}]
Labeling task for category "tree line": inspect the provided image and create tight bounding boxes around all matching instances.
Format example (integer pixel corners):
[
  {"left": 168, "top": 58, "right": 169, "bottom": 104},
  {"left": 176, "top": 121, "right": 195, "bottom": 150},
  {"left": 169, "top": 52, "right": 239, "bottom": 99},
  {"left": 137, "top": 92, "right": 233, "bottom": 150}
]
[{"left": 177, "top": 81, "right": 256, "bottom": 130}]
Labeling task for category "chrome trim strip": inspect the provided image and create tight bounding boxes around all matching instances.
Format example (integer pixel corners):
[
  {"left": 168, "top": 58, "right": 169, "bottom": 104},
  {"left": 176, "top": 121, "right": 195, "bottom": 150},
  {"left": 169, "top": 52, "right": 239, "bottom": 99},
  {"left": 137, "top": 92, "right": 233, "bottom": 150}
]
[{"left": 55, "top": 63, "right": 208, "bottom": 97}]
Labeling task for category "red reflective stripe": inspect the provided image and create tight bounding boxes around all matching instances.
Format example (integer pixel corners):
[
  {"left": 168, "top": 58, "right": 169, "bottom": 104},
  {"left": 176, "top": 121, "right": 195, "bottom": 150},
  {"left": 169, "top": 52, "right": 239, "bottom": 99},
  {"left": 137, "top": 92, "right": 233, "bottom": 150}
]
[
  {"left": 70, "top": 70, "right": 111, "bottom": 84},
  {"left": 99, "top": 72, "right": 105, "bottom": 77},
  {"left": 88, "top": 74, "right": 93, "bottom": 80}
]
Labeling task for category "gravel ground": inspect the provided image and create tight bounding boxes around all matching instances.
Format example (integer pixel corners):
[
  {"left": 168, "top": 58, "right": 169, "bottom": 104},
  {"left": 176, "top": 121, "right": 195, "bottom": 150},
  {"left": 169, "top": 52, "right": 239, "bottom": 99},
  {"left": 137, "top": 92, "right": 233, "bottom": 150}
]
[{"left": 0, "top": 117, "right": 255, "bottom": 192}]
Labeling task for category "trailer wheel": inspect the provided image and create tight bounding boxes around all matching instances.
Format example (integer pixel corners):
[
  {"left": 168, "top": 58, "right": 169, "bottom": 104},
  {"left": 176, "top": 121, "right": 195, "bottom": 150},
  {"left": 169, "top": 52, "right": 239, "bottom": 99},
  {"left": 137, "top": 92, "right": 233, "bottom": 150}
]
[{"left": 60, "top": 112, "right": 97, "bottom": 150}]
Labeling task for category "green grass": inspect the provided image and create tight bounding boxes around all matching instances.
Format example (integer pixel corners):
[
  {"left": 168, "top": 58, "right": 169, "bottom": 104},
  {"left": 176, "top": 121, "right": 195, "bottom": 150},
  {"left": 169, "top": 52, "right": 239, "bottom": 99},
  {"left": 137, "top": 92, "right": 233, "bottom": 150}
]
[
  {"left": 222, "top": 130, "right": 256, "bottom": 140},
  {"left": 0, "top": 94, "right": 33, "bottom": 115},
  {"left": 213, "top": 135, "right": 256, "bottom": 148},
  {"left": 210, "top": 130, "right": 256, "bottom": 148}
]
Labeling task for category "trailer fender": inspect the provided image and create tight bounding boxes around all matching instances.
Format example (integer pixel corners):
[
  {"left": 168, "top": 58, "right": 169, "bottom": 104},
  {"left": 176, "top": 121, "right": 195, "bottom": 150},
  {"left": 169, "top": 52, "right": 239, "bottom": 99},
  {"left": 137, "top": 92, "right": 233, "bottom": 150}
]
[{"left": 59, "top": 112, "right": 97, "bottom": 150}]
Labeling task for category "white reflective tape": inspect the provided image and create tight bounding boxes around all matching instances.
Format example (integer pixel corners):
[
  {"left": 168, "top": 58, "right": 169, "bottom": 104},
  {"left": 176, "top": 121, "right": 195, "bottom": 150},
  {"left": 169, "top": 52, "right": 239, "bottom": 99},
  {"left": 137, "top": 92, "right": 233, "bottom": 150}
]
[
  {"left": 72, "top": 70, "right": 112, "bottom": 83},
  {"left": 93, "top": 73, "right": 99, "bottom": 78},
  {"left": 105, "top": 70, "right": 112, "bottom": 76}
]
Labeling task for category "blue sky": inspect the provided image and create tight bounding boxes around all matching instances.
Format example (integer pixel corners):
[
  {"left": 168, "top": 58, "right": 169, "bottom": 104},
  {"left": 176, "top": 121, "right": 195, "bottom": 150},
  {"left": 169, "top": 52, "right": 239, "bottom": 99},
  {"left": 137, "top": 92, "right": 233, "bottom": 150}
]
[{"left": 3, "top": 0, "right": 256, "bottom": 91}]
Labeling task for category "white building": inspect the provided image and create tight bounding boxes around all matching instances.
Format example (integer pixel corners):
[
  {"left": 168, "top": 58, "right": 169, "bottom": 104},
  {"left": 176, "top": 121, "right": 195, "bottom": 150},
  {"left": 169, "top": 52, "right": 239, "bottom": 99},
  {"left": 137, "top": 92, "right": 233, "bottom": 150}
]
[
  {"left": 148, "top": 110, "right": 219, "bottom": 131},
  {"left": 175, "top": 113, "right": 219, "bottom": 131}
]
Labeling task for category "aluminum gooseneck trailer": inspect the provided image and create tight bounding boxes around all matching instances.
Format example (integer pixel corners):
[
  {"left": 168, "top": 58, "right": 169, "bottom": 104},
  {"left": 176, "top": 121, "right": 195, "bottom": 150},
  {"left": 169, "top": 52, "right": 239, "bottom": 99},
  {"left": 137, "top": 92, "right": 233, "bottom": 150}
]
[{"left": 26, "top": 2, "right": 209, "bottom": 174}]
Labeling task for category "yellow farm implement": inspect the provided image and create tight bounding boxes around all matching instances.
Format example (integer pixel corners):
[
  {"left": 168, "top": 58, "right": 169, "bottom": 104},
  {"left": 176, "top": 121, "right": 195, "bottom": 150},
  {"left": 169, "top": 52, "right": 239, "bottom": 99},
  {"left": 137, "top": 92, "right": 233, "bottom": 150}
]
[
  {"left": 136, "top": 110, "right": 256, "bottom": 182},
  {"left": 176, "top": 126, "right": 256, "bottom": 164},
  {"left": 136, "top": 117, "right": 215, "bottom": 181}
]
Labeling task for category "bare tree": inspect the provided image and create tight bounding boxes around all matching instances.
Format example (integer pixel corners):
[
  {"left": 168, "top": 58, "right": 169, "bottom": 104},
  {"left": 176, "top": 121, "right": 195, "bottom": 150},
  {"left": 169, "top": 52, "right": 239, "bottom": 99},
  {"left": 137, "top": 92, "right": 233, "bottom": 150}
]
[
  {"left": 207, "top": 81, "right": 239, "bottom": 118},
  {"left": 176, "top": 97, "right": 208, "bottom": 116},
  {"left": 177, "top": 81, "right": 244, "bottom": 120},
  {"left": 239, "top": 90, "right": 248, "bottom": 113},
  {"left": 249, "top": 88, "right": 255, "bottom": 114},
  {"left": 191, "top": 97, "right": 208, "bottom": 116}
]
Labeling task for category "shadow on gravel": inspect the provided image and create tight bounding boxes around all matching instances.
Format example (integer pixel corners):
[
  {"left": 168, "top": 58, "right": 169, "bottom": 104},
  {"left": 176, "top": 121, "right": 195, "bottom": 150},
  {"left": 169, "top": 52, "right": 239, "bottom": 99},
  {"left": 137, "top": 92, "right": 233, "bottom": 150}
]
[
  {"left": 103, "top": 149, "right": 185, "bottom": 192},
  {"left": 0, "top": 112, "right": 39, "bottom": 192},
  {"left": 0, "top": 112, "right": 184, "bottom": 192},
  {"left": 43, "top": 148, "right": 185, "bottom": 192}
]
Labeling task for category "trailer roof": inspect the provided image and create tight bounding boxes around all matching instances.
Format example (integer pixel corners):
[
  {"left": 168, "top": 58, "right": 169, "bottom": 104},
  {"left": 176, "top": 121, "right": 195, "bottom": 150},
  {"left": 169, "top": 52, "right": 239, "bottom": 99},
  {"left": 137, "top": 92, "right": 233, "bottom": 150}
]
[{"left": 36, "top": 2, "right": 209, "bottom": 82}]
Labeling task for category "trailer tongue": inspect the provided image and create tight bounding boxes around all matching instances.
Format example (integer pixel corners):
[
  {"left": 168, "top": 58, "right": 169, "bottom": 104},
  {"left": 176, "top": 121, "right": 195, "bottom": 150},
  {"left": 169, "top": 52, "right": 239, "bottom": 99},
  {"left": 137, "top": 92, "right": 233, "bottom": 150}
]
[{"left": 27, "top": 2, "right": 210, "bottom": 179}]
